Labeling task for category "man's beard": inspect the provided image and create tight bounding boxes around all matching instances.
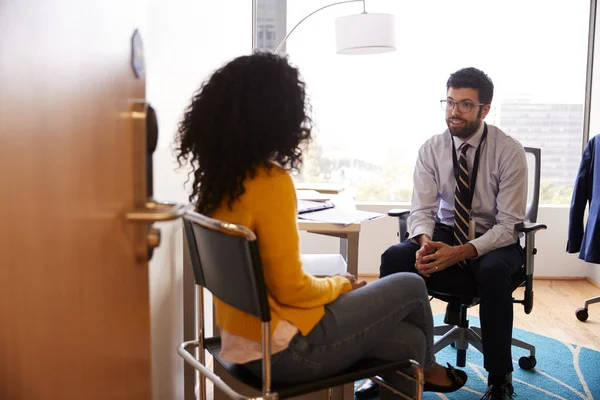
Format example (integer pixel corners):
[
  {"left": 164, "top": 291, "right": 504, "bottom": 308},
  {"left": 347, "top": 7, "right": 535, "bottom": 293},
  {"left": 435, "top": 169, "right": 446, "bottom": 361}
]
[{"left": 446, "top": 110, "right": 483, "bottom": 139}]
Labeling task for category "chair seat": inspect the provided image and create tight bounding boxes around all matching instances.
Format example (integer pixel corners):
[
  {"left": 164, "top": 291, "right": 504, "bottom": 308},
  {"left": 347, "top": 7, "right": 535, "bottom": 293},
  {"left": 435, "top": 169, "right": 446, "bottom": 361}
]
[
  {"left": 429, "top": 268, "right": 526, "bottom": 306},
  {"left": 206, "top": 337, "right": 414, "bottom": 399}
]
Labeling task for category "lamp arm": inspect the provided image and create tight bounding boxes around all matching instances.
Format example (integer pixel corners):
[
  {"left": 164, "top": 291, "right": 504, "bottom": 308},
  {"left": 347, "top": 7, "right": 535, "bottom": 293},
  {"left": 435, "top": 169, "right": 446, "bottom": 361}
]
[{"left": 272, "top": 0, "right": 366, "bottom": 55}]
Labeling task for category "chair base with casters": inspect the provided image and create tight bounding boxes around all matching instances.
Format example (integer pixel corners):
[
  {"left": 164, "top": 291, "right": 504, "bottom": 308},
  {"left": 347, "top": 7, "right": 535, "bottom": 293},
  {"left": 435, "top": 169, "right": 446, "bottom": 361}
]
[
  {"left": 432, "top": 300, "right": 537, "bottom": 371},
  {"left": 181, "top": 210, "right": 425, "bottom": 400},
  {"left": 576, "top": 295, "right": 600, "bottom": 322}
]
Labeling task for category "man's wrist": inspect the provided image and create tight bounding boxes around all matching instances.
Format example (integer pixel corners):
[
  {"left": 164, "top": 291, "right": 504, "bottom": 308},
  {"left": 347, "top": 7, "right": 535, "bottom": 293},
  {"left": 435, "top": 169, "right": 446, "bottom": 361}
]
[
  {"left": 415, "top": 234, "right": 431, "bottom": 247},
  {"left": 460, "top": 243, "right": 478, "bottom": 260}
]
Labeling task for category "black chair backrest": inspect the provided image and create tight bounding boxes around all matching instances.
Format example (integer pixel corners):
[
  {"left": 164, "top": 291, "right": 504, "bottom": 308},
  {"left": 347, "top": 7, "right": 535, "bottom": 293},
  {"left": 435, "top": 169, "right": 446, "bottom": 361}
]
[
  {"left": 183, "top": 211, "right": 271, "bottom": 322},
  {"left": 524, "top": 147, "right": 541, "bottom": 223}
]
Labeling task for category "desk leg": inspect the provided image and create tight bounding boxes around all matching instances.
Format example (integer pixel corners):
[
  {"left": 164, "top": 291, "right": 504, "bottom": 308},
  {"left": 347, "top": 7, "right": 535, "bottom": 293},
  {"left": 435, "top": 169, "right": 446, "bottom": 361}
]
[
  {"left": 339, "top": 232, "right": 359, "bottom": 400},
  {"left": 339, "top": 237, "right": 347, "bottom": 262},
  {"left": 183, "top": 235, "right": 197, "bottom": 400},
  {"left": 341, "top": 232, "right": 359, "bottom": 278}
]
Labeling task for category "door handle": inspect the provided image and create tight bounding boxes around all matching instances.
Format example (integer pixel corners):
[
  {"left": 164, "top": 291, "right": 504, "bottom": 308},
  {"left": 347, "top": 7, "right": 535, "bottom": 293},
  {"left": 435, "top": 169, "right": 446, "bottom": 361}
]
[
  {"left": 126, "top": 100, "right": 187, "bottom": 261},
  {"left": 126, "top": 200, "right": 188, "bottom": 261},
  {"left": 126, "top": 200, "right": 188, "bottom": 223}
]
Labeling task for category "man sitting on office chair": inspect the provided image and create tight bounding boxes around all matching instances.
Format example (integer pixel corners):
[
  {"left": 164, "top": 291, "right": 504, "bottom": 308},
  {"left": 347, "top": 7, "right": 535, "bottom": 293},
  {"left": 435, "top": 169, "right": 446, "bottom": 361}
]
[{"left": 355, "top": 68, "right": 527, "bottom": 400}]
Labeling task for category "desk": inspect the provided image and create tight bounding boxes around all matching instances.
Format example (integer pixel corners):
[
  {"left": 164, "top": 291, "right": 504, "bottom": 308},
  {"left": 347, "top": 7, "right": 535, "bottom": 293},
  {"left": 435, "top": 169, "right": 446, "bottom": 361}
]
[
  {"left": 183, "top": 218, "right": 363, "bottom": 400},
  {"left": 297, "top": 220, "right": 361, "bottom": 400},
  {"left": 297, "top": 186, "right": 363, "bottom": 279},
  {"left": 298, "top": 220, "right": 360, "bottom": 278}
]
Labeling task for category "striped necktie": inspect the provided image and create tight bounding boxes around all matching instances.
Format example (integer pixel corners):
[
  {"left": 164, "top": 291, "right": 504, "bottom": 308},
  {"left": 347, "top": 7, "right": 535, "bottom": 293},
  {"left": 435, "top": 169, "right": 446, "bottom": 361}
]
[{"left": 454, "top": 143, "right": 470, "bottom": 268}]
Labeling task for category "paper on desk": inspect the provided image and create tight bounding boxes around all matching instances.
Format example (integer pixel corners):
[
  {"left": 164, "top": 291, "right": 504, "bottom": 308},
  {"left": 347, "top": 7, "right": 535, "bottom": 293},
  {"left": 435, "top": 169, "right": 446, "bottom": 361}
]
[
  {"left": 296, "top": 189, "right": 331, "bottom": 202},
  {"left": 295, "top": 182, "right": 345, "bottom": 194},
  {"left": 298, "top": 207, "right": 384, "bottom": 225}
]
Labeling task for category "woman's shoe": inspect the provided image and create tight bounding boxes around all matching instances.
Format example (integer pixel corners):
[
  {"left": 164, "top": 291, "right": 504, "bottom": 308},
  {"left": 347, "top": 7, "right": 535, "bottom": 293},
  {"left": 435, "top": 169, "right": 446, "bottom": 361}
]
[
  {"left": 355, "top": 379, "right": 379, "bottom": 400},
  {"left": 423, "top": 363, "right": 467, "bottom": 393}
]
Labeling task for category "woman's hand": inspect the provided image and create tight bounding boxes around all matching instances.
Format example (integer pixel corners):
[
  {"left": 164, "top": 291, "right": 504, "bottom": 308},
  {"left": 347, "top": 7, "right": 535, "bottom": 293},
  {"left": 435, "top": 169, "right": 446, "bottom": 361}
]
[{"left": 340, "top": 272, "right": 367, "bottom": 290}]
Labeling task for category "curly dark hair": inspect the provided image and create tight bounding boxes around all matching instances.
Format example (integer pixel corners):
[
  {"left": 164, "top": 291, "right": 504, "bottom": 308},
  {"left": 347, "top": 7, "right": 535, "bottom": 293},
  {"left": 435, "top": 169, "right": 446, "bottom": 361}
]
[
  {"left": 175, "top": 52, "right": 312, "bottom": 214},
  {"left": 447, "top": 67, "right": 494, "bottom": 104}
]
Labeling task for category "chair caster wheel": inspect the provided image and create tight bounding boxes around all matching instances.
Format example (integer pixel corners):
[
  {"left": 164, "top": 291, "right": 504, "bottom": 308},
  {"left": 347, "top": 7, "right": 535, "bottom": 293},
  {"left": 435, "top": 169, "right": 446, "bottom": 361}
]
[
  {"left": 576, "top": 307, "right": 589, "bottom": 322},
  {"left": 519, "top": 355, "right": 536, "bottom": 370}
]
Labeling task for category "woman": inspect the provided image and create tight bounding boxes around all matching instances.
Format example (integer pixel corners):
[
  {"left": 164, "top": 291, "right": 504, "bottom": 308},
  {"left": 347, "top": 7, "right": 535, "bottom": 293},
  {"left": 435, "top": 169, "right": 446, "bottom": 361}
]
[{"left": 175, "top": 52, "right": 467, "bottom": 398}]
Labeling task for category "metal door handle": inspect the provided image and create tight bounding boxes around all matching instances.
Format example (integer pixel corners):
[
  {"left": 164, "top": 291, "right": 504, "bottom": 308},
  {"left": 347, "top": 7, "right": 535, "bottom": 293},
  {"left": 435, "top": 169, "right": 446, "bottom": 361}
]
[
  {"left": 126, "top": 200, "right": 187, "bottom": 261},
  {"left": 126, "top": 200, "right": 188, "bottom": 223}
]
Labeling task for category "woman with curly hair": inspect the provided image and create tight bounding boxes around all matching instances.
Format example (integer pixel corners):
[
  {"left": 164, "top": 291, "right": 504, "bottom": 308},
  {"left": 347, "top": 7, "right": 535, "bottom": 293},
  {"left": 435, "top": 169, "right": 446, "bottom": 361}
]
[{"left": 175, "top": 52, "right": 467, "bottom": 398}]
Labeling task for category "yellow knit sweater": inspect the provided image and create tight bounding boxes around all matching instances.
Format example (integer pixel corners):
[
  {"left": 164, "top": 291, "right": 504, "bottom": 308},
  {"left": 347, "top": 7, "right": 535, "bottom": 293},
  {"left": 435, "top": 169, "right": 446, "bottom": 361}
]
[{"left": 210, "top": 164, "right": 352, "bottom": 343}]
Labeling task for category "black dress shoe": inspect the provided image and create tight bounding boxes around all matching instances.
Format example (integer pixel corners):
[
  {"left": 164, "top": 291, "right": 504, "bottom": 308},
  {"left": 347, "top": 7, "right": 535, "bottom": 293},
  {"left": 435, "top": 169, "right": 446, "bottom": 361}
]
[
  {"left": 355, "top": 379, "right": 379, "bottom": 400},
  {"left": 423, "top": 363, "right": 468, "bottom": 393},
  {"left": 480, "top": 383, "right": 514, "bottom": 399}
]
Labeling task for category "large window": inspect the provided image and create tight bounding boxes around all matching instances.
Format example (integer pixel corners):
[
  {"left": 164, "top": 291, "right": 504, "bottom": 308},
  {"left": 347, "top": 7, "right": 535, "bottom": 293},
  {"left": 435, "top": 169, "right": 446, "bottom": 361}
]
[
  {"left": 588, "top": 0, "right": 600, "bottom": 141},
  {"left": 256, "top": 0, "right": 590, "bottom": 204}
]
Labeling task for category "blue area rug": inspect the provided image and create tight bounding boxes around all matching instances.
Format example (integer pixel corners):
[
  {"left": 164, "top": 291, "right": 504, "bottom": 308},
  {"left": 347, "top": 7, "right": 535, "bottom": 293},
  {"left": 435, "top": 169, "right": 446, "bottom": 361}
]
[{"left": 356, "top": 315, "right": 600, "bottom": 399}]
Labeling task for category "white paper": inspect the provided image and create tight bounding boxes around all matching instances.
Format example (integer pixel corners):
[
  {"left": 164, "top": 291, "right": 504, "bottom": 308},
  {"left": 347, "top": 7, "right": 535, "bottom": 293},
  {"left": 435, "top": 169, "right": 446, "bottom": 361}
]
[
  {"left": 298, "top": 207, "right": 384, "bottom": 225},
  {"left": 296, "top": 189, "right": 331, "bottom": 202}
]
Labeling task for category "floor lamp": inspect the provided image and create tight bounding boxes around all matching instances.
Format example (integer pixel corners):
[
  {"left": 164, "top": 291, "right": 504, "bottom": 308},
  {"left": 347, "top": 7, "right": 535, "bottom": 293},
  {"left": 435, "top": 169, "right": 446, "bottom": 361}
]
[{"left": 272, "top": 0, "right": 396, "bottom": 55}]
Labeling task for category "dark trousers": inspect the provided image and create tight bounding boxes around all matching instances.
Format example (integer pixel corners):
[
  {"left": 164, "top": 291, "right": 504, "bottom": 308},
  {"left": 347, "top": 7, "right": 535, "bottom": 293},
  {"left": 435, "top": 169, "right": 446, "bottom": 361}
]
[{"left": 380, "top": 223, "right": 525, "bottom": 376}]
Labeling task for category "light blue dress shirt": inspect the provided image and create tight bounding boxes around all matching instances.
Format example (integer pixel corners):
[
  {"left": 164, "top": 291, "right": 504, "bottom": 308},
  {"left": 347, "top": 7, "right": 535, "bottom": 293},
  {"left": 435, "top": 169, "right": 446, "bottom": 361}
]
[{"left": 408, "top": 122, "right": 527, "bottom": 257}]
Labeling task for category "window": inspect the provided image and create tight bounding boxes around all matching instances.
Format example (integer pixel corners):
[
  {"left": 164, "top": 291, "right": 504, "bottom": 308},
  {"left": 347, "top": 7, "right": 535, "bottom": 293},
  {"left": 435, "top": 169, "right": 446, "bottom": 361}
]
[
  {"left": 256, "top": 0, "right": 590, "bottom": 204},
  {"left": 255, "top": 0, "right": 287, "bottom": 52},
  {"left": 588, "top": 0, "right": 600, "bottom": 141}
]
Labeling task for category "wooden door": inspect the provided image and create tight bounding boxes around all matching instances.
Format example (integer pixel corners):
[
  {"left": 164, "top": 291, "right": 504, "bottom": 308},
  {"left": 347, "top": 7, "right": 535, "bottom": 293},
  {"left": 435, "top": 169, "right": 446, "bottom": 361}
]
[{"left": 0, "top": 1, "right": 169, "bottom": 398}]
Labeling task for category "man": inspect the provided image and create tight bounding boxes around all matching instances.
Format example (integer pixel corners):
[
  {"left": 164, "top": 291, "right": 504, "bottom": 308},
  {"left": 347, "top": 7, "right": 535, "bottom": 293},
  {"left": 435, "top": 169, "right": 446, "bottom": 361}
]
[{"left": 357, "top": 67, "right": 527, "bottom": 400}]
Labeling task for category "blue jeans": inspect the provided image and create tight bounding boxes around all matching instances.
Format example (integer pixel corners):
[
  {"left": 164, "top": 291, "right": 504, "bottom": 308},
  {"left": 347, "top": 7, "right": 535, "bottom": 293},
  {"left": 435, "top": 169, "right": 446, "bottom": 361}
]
[{"left": 242, "top": 273, "right": 435, "bottom": 398}]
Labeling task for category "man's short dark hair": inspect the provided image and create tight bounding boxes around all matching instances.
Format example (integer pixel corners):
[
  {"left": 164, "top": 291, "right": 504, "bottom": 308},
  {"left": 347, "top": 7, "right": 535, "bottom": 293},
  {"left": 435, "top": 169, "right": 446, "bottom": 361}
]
[{"left": 447, "top": 67, "right": 494, "bottom": 104}]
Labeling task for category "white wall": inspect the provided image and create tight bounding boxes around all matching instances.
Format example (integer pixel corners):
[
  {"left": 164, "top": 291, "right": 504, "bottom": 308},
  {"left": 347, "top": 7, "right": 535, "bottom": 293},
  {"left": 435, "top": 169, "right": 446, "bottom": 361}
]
[
  {"left": 300, "top": 203, "right": 595, "bottom": 278},
  {"left": 591, "top": 264, "right": 600, "bottom": 284},
  {"left": 145, "top": 1, "right": 251, "bottom": 399}
]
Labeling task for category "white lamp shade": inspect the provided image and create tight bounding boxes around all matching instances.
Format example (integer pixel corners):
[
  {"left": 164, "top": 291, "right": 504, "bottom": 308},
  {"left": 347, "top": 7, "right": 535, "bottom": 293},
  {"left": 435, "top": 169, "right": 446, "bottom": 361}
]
[{"left": 335, "top": 13, "right": 396, "bottom": 55}]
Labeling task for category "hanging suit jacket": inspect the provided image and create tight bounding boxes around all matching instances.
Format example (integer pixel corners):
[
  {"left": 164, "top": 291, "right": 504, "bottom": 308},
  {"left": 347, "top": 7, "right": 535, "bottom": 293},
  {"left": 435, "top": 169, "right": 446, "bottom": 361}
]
[{"left": 567, "top": 135, "right": 600, "bottom": 264}]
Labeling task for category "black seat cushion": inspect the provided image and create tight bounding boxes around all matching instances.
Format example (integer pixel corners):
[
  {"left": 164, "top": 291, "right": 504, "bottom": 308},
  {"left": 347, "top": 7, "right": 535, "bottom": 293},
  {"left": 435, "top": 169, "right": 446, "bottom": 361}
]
[
  {"left": 429, "top": 267, "right": 526, "bottom": 307},
  {"left": 205, "top": 337, "right": 415, "bottom": 399}
]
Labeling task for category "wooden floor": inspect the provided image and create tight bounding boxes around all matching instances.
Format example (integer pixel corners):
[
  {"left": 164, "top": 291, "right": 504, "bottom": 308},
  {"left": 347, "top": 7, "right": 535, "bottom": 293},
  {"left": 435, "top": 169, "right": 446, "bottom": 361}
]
[{"left": 363, "top": 277, "right": 600, "bottom": 351}]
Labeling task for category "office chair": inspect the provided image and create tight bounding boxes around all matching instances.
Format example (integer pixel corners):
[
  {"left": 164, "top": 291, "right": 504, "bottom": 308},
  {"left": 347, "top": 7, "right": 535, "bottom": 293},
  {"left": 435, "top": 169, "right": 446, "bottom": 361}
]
[
  {"left": 179, "top": 210, "right": 424, "bottom": 400},
  {"left": 388, "top": 147, "right": 546, "bottom": 371}
]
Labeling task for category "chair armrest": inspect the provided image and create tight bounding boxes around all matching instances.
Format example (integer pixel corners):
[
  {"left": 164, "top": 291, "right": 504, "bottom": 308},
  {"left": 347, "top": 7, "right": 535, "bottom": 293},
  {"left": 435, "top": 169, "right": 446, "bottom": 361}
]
[
  {"left": 388, "top": 209, "right": 410, "bottom": 218},
  {"left": 388, "top": 209, "right": 410, "bottom": 242},
  {"left": 514, "top": 221, "right": 546, "bottom": 315},
  {"left": 515, "top": 222, "right": 547, "bottom": 234}
]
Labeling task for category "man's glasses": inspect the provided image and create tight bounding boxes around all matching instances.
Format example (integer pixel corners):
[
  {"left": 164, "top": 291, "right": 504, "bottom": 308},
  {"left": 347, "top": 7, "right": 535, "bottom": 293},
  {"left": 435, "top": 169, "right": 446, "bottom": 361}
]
[{"left": 440, "top": 99, "right": 484, "bottom": 113}]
